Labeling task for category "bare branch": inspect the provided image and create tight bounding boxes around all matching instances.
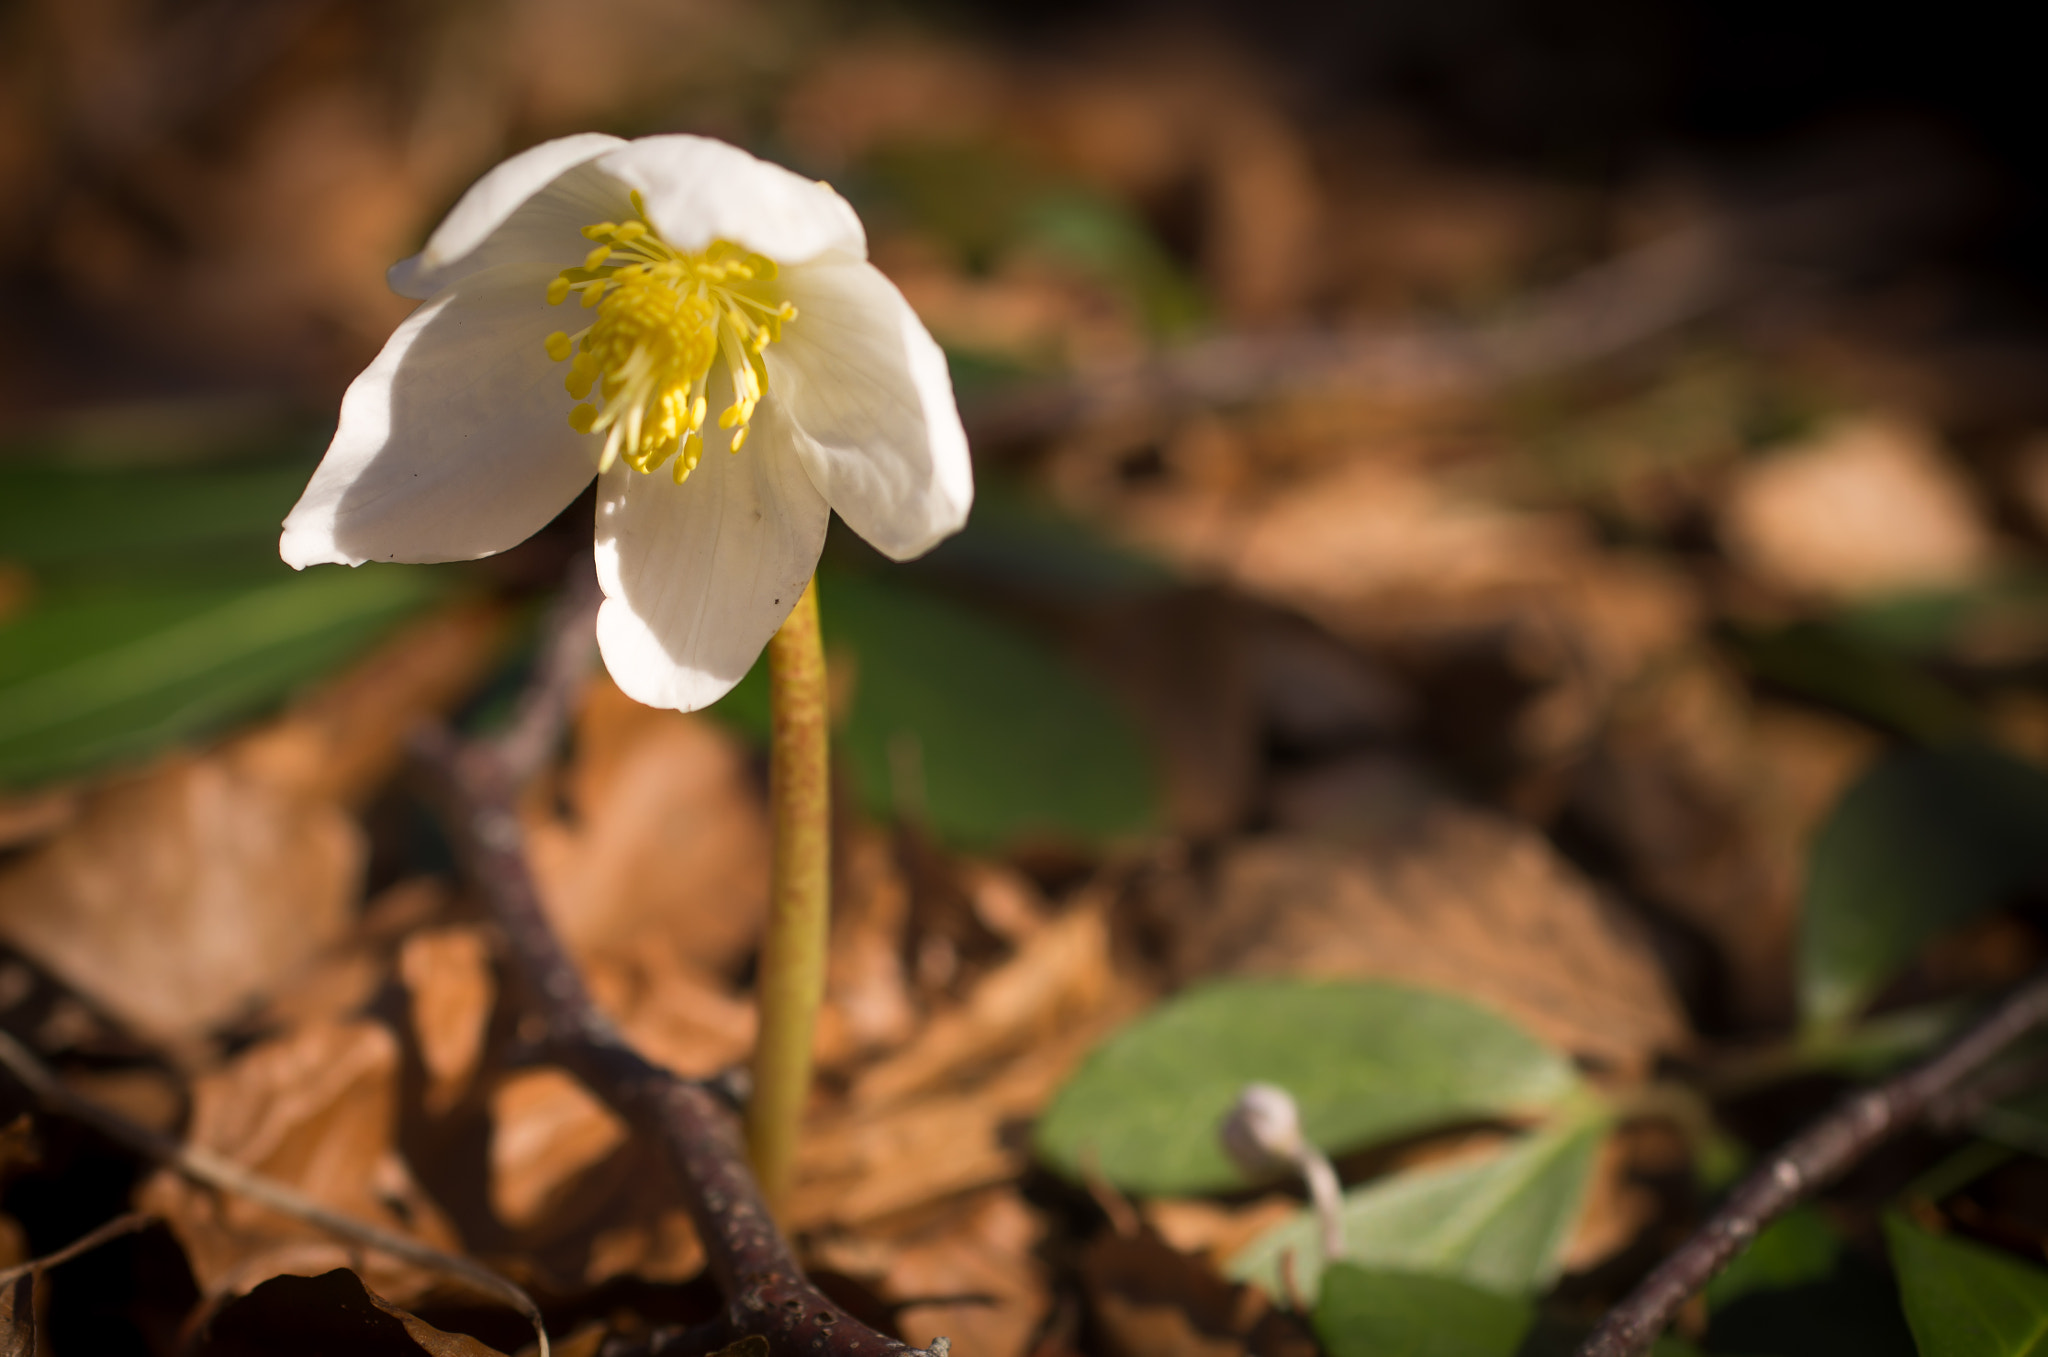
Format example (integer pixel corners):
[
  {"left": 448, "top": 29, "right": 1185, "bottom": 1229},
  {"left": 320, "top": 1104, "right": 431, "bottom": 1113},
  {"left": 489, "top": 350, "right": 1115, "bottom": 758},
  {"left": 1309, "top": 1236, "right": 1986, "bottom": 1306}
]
[
  {"left": 408, "top": 725, "right": 941, "bottom": 1357},
  {"left": 1578, "top": 967, "right": 2048, "bottom": 1357}
]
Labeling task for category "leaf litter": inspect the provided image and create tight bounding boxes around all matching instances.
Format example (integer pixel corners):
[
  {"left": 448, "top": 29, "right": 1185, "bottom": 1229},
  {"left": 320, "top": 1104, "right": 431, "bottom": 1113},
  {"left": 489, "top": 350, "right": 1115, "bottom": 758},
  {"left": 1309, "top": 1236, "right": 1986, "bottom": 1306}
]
[{"left": 4, "top": 6, "right": 2048, "bottom": 1356}]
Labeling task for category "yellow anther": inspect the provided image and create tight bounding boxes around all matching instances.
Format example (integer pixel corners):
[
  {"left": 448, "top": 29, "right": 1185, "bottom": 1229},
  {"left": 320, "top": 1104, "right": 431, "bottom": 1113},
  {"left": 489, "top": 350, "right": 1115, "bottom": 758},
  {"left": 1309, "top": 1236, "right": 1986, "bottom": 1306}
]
[{"left": 542, "top": 212, "right": 791, "bottom": 473}]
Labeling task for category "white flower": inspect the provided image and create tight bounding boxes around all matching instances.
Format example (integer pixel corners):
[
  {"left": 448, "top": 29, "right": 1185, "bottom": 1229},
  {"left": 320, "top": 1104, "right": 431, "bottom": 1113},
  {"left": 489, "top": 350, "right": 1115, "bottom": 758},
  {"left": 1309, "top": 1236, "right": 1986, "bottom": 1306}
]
[{"left": 281, "top": 134, "right": 973, "bottom": 711}]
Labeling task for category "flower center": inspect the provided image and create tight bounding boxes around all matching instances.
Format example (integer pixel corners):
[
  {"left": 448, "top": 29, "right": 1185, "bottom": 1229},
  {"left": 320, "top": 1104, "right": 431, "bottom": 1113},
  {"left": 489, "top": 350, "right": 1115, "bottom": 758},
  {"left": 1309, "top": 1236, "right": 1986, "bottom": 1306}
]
[{"left": 543, "top": 193, "right": 796, "bottom": 484}]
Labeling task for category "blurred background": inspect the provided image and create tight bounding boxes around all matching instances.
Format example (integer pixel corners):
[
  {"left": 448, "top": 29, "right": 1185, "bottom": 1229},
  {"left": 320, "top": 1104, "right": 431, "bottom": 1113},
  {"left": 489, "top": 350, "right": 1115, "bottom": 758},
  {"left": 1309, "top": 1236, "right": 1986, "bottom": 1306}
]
[{"left": 6, "top": 0, "right": 2048, "bottom": 1353}]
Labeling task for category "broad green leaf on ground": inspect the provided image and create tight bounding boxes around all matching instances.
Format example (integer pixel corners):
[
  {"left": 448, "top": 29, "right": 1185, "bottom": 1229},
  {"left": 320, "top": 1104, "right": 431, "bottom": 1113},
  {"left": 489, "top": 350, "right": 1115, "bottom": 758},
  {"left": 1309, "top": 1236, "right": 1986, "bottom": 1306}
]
[
  {"left": 1887, "top": 1214, "right": 2048, "bottom": 1356},
  {"left": 913, "top": 478, "right": 1174, "bottom": 603},
  {"left": 708, "top": 570, "right": 1159, "bottom": 848},
  {"left": 1230, "top": 1113, "right": 1608, "bottom": 1300},
  {"left": 0, "top": 461, "right": 312, "bottom": 575},
  {"left": 0, "top": 570, "right": 446, "bottom": 787},
  {"left": 1705, "top": 1208, "right": 1842, "bottom": 1311},
  {"left": 1726, "top": 623, "right": 1978, "bottom": 744},
  {"left": 1316, "top": 1266, "right": 1533, "bottom": 1357},
  {"left": 1315, "top": 1267, "right": 1703, "bottom": 1357},
  {"left": 1801, "top": 745, "right": 2048, "bottom": 1027},
  {"left": 1035, "top": 978, "right": 1581, "bottom": 1195}
]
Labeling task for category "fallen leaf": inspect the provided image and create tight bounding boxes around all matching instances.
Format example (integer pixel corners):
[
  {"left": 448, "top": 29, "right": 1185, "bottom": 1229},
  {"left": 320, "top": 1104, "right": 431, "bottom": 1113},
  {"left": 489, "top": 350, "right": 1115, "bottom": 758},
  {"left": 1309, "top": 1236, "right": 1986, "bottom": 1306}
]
[
  {"left": 882, "top": 1187, "right": 1050, "bottom": 1357},
  {"left": 487, "top": 1068, "right": 628, "bottom": 1234},
  {"left": 138, "top": 1019, "right": 461, "bottom": 1305},
  {"left": 852, "top": 905, "right": 1117, "bottom": 1109},
  {"left": 524, "top": 678, "right": 769, "bottom": 979},
  {"left": 1720, "top": 415, "right": 1995, "bottom": 602},
  {"left": 401, "top": 925, "right": 496, "bottom": 1118},
  {"left": 0, "top": 753, "right": 359, "bottom": 1050},
  {"left": 1083, "top": 1230, "right": 1270, "bottom": 1357},
  {"left": 198, "top": 1268, "right": 509, "bottom": 1357},
  {"left": 1183, "top": 769, "right": 1688, "bottom": 1074}
]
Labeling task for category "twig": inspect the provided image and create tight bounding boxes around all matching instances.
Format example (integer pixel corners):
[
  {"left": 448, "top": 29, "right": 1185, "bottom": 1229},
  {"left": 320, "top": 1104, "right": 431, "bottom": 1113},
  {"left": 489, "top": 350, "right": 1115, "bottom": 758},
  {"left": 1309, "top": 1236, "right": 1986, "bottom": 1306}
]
[
  {"left": 0, "top": 1028, "right": 549, "bottom": 1356},
  {"left": 961, "top": 184, "right": 1947, "bottom": 447},
  {"left": 964, "top": 223, "right": 1732, "bottom": 444},
  {"left": 0, "top": 1210, "right": 153, "bottom": 1289},
  {"left": 494, "top": 557, "right": 602, "bottom": 783},
  {"left": 1578, "top": 967, "right": 2048, "bottom": 1357},
  {"left": 409, "top": 724, "right": 941, "bottom": 1357}
]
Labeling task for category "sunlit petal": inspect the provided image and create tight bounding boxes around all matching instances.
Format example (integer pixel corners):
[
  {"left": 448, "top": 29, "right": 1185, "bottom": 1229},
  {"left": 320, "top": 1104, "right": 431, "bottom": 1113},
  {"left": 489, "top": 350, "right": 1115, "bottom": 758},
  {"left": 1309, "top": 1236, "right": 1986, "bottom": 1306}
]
[
  {"left": 768, "top": 255, "right": 972, "bottom": 560},
  {"left": 281, "top": 262, "right": 597, "bottom": 567}
]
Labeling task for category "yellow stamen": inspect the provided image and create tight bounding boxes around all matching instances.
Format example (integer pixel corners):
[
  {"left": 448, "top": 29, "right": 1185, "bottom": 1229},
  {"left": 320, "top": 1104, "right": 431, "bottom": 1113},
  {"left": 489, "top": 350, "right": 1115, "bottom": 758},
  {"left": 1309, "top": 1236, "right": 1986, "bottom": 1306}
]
[{"left": 542, "top": 206, "right": 795, "bottom": 484}]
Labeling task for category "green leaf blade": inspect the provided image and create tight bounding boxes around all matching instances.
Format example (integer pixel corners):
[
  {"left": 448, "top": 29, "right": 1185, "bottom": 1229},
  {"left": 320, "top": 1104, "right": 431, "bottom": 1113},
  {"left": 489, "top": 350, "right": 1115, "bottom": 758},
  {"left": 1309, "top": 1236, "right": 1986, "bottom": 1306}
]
[
  {"left": 1231, "top": 1115, "right": 1607, "bottom": 1300},
  {"left": 1315, "top": 1266, "right": 1534, "bottom": 1357},
  {"left": 0, "top": 568, "right": 446, "bottom": 787},
  {"left": 1035, "top": 978, "right": 1580, "bottom": 1196},
  {"left": 1888, "top": 1214, "right": 2048, "bottom": 1356},
  {"left": 1801, "top": 746, "right": 2048, "bottom": 1028}
]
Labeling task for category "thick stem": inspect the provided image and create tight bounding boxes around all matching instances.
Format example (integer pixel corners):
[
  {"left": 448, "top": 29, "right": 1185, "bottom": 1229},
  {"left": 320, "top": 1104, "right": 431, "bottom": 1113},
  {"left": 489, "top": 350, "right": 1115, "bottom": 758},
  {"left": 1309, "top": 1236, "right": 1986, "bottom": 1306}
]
[{"left": 749, "top": 576, "right": 831, "bottom": 1217}]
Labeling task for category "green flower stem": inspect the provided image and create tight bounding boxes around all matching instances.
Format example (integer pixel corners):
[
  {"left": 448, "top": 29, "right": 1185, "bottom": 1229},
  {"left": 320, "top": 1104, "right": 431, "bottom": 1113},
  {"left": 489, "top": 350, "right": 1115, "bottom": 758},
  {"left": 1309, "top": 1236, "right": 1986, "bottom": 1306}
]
[{"left": 748, "top": 575, "right": 830, "bottom": 1216}]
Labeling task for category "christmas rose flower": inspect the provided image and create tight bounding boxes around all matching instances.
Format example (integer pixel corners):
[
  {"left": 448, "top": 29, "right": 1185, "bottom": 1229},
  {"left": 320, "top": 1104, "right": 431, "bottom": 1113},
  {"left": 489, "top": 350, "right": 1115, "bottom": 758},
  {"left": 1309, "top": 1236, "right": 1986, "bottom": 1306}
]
[{"left": 281, "top": 133, "right": 972, "bottom": 710}]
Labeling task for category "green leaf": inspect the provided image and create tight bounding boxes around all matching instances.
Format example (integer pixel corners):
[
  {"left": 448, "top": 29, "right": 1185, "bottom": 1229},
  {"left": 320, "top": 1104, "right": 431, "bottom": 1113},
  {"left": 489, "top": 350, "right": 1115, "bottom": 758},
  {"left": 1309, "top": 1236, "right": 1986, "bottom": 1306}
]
[
  {"left": 1887, "top": 1214, "right": 2048, "bottom": 1356},
  {"left": 1231, "top": 1114, "right": 1607, "bottom": 1300},
  {"left": 1315, "top": 1266, "right": 1534, "bottom": 1357},
  {"left": 1706, "top": 1208, "right": 1842, "bottom": 1312},
  {"left": 1035, "top": 978, "right": 1581, "bottom": 1195},
  {"left": 0, "top": 569, "right": 446, "bottom": 787},
  {"left": 1728, "top": 623, "right": 1977, "bottom": 743},
  {"left": 0, "top": 461, "right": 312, "bottom": 575},
  {"left": 1801, "top": 745, "right": 2048, "bottom": 1027},
  {"left": 708, "top": 571, "right": 1160, "bottom": 848}
]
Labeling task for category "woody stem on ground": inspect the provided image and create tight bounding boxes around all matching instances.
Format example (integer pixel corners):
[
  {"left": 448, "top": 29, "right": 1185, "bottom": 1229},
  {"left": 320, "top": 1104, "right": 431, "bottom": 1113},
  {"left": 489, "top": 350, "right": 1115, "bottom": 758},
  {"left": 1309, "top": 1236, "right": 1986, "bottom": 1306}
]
[
  {"left": 410, "top": 722, "right": 933, "bottom": 1357},
  {"left": 748, "top": 575, "right": 832, "bottom": 1217},
  {"left": 1577, "top": 965, "right": 2048, "bottom": 1357}
]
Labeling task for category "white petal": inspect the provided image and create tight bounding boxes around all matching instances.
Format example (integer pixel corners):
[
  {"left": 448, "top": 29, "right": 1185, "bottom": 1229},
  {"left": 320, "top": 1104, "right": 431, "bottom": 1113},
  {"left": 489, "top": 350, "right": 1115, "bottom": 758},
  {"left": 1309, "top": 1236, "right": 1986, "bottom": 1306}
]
[
  {"left": 389, "top": 133, "right": 629, "bottom": 299},
  {"left": 281, "top": 263, "right": 598, "bottom": 568},
  {"left": 596, "top": 135, "right": 865, "bottom": 265},
  {"left": 594, "top": 420, "right": 829, "bottom": 712},
  {"left": 766, "top": 256, "right": 973, "bottom": 560}
]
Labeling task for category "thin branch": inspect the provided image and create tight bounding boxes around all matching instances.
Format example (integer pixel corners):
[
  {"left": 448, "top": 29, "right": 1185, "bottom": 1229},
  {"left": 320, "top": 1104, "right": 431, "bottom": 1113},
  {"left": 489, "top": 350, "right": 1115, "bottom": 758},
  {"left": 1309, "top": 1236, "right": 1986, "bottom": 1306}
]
[
  {"left": 0, "top": 1029, "right": 548, "bottom": 1356},
  {"left": 961, "top": 185, "right": 1947, "bottom": 447},
  {"left": 964, "top": 223, "right": 1732, "bottom": 445},
  {"left": 0, "top": 1210, "right": 153, "bottom": 1289},
  {"left": 409, "top": 724, "right": 943, "bottom": 1357},
  {"left": 494, "top": 556, "right": 602, "bottom": 784},
  {"left": 1578, "top": 967, "right": 2048, "bottom": 1357}
]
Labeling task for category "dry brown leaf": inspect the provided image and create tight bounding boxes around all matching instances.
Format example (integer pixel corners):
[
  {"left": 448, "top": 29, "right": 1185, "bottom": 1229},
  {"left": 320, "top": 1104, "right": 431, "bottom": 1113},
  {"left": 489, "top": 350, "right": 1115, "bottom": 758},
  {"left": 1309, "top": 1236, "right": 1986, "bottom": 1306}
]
[
  {"left": 1140, "top": 1197, "right": 1303, "bottom": 1274},
  {"left": 794, "top": 1012, "right": 1129, "bottom": 1231},
  {"left": 881, "top": 1187, "right": 1050, "bottom": 1357},
  {"left": 852, "top": 905, "right": 1117, "bottom": 1110},
  {"left": 1186, "top": 767, "right": 1688, "bottom": 1073},
  {"left": 401, "top": 925, "right": 496, "bottom": 1118},
  {"left": 1082, "top": 1231, "right": 1269, "bottom": 1357},
  {"left": 0, "top": 754, "right": 360, "bottom": 1049},
  {"left": 1720, "top": 415, "right": 1996, "bottom": 601},
  {"left": 139, "top": 1018, "right": 461, "bottom": 1306},
  {"left": 487, "top": 1068, "right": 628, "bottom": 1233},
  {"left": 819, "top": 827, "right": 918, "bottom": 1066},
  {"left": 524, "top": 678, "right": 769, "bottom": 978},
  {"left": 1574, "top": 658, "right": 1880, "bottom": 1024}
]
